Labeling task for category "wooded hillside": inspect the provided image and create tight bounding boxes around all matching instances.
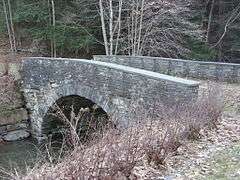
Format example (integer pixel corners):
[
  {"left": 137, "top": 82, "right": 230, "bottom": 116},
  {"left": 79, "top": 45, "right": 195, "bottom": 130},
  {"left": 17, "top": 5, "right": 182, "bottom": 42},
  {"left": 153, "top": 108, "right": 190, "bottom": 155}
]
[{"left": 0, "top": 0, "right": 239, "bottom": 62}]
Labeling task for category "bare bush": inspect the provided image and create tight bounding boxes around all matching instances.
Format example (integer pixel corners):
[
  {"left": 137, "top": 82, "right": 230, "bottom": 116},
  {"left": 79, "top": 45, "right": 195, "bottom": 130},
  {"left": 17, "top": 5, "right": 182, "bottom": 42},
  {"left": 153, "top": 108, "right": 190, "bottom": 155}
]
[
  {"left": 153, "top": 84, "right": 224, "bottom": 140},
  {"left": 46, "top": 102, "right": 111, "bottom": 148},
  {"left": 5, "top": 85, "right": 224, "bottom": 179},
  {"left": 199, "top": 84, "right": 224, "bottom": 128},
  {"left": 143, "top": 120, "right": 183, "bottom": 168}
]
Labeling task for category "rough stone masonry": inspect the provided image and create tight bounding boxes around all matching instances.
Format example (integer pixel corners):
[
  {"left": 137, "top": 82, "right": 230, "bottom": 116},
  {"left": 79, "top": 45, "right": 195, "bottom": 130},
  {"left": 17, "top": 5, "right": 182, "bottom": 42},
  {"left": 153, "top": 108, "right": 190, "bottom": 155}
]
[
  {"left": 94, "top": 55, "right": 240, "bottom": 83},
  {"left": 21, "top": 57, "right": 199, "bottom": 140}
]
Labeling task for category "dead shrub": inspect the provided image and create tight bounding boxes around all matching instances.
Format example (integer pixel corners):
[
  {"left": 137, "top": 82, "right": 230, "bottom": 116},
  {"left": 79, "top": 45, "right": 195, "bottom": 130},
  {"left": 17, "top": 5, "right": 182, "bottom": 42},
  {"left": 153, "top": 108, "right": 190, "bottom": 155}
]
[
  {"left": 200, "top": 84, "right": 224, "bottom": 128},
  {"left": 183, "top": 84, "right": 224, "bottom": 140},
  {"left": 46, "top": 102, "right": 112, "bottom": 148},
  {"left": 5, "top": 84, "right": 224, "bottom": 179},
  {"left": 150, "top": 84, "right": 224, "bottom": 140},
  {"left": 144, "top": 121, "right": 183, "bottom": 168}
]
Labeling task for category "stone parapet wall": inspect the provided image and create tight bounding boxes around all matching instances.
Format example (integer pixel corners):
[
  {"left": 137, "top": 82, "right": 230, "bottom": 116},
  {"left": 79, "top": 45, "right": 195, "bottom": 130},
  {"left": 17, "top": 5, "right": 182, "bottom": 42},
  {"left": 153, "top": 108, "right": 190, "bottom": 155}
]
[{"left": 94, "top": 55, "right": 240, "bottom": 83}]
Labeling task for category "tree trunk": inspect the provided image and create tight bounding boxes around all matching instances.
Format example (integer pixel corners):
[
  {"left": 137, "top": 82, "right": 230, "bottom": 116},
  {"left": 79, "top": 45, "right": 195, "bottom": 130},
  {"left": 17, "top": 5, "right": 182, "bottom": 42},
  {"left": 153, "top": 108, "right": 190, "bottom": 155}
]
[
  {"left": 114, "top": 0, "right": 122, "bottom": 55},
  {"left": 206, "top": 0, "right": 215, "bottom": 44},
  {"left": 133, "top": 1, "right": 139, "bottom": 56},
  {"left": 7, "top": 0, "right": 17, "bottom": 52},
  {"left": 137, "top": 0, "right": 145, "bottom": 55},
  {"left": 109, "top": 0, "right": 113, "bottom": 55},
  {"left": 51, "top": 0, "right": 57, "bottom": 58},
  {"left": 99, "top": 0, "right": 109, "bottom": 55},
  {"left": 48, "top": 0, "right": 54, "bottom": 57},
  {"left": 2, "top": 0, "right": 13, "bottom": 53}
]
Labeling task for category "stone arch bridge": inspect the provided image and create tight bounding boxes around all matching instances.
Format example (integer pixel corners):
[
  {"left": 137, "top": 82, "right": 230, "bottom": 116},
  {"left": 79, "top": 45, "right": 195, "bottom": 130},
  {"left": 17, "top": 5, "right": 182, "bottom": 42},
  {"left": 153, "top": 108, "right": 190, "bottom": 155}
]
[{"left": 21, "top": 57, "right": 199, "bottom": 139}]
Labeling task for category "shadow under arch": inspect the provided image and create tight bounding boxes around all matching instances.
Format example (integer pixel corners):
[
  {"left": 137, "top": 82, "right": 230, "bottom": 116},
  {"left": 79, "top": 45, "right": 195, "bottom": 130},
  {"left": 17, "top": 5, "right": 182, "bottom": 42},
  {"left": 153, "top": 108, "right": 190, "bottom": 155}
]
[{"left": 42, "top": 95, "right": 109, "bottom": 142}]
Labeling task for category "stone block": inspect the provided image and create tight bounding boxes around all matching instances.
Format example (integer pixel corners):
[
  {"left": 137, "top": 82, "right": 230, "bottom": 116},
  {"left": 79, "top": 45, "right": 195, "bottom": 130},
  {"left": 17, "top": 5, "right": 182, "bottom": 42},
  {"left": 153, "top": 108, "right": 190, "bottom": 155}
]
[
  {"left": 9, "top": 63, "right": 21, "bottom": 80},
  {"left": 6, "top": 122, "right": 29, "bottom": 131},
  {"left": 0, "top": 108, "right": 28, "bottom": 126},
  {"left": 0, "top": 63, "right": 7, "bottom": 76},
  {"left": 3, "top": 130, "right": 30, "bottom": 141},
  {"left": 0, "top": 126, "right": 6, "bottom": 134}
]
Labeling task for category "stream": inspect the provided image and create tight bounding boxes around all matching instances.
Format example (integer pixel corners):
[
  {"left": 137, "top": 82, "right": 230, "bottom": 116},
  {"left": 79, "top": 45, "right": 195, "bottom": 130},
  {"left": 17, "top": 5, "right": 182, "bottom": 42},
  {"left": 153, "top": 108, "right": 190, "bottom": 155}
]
[
  {"left": 0, "top": 139, "right": 39, "bottom": 174},
  {"left": 0, "top": 138, "right": 64, "bottom": 179},
  {"left": 0, "top": 96, "right": 109, "bottom": 179}
]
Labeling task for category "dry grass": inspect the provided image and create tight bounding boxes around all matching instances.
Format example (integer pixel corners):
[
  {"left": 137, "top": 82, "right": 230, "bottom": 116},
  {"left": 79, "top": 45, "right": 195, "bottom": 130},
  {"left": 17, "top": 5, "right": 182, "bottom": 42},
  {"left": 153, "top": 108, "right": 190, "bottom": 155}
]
[{"left": 3, "top": 85, "right": 224, "bottom": 180}]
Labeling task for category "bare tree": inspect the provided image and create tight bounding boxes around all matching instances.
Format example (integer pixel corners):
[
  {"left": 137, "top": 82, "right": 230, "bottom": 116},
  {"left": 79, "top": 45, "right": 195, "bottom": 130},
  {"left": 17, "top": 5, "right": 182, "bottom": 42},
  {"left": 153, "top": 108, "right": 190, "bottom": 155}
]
[
  {"left": 51, "top": 0, "right": 57, "bottom": 57},
  {"left": 99, "top": 0, "right": 109, "bottom": 55},
  {"left": 137, "top": 0, "right": 144, "bottom": 55},
  {"left": 109, "top": 0, "right": 113, "bottom": 55},
  {"left": 98, "top": 0, "right": 201, "bottom": 58},
  {"left": 206, "top": 0, "right": 215, "bottom": 44},
  {"left": 114, "top": 0, "right": 123, "bottom": 55},
  {"left": 2, "top": 0, "right": 16, "bottom": 54},
  {"left": 98, "top": 0, "right": 145, "bottom": 56},
  {"left": 7, "top": 0, "right": 16, "bottom": 52},
  {"left": 211, "top": 2, "right": 240, "bottom": 48}
]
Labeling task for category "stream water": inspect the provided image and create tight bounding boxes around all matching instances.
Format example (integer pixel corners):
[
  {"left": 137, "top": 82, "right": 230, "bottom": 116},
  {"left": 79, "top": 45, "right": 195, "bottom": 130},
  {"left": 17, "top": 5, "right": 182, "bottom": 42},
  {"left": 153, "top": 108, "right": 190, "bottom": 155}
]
[
  {"left": 0, "top": 138, "right": 63, "bottom": 179},
  {"left": 0, "top": 96, "right": 109, "bottom": 179},
  {"left": 0, "top": 139, "right": 39, "bottom": 174}
]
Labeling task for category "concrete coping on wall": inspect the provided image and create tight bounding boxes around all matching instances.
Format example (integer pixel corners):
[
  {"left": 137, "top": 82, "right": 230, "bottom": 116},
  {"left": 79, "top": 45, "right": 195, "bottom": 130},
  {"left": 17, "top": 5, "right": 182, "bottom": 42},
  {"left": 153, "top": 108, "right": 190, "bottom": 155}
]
[
  {"left": 94, "top": 55, "right": 240, "bottom": 67},
  {"left": 23, "top": 57, "right": 200, "bottom": 87}
]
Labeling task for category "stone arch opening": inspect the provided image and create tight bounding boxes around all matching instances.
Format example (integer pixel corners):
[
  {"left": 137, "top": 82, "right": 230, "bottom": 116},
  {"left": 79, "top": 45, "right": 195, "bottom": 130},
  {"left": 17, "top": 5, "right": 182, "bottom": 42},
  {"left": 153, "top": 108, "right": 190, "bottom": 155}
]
[{"left": 42, "top": 95, "right": 110, "bottom": 142}]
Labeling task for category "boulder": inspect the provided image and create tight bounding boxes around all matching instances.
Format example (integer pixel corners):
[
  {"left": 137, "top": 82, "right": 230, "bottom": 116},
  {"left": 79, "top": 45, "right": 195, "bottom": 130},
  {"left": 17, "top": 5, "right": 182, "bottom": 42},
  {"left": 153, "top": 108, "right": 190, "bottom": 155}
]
[{"left": 3, "top": 130, "right": 30, "bottom": 141}]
